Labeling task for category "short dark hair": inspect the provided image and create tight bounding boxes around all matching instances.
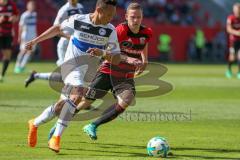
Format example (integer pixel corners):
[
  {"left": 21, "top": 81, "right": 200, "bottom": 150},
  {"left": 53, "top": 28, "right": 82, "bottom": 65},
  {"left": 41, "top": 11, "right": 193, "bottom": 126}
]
[{"left": 96, "top": 0, "right": 117, "bottom": 8}]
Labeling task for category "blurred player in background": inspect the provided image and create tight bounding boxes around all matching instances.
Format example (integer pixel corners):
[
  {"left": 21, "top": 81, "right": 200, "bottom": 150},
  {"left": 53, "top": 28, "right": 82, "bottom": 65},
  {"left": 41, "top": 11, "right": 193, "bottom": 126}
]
[
  {"left": 26, "top": 0, "right": 126, "bottom": 153},
  {"left": 48, "top": 2, "right": 152, "bottom": 143},
  {"left": 14, "top": 0, "right": 36, "bottom": 73},
  {"left": 24, "top": 0, "right": 84, "bottom": 87},
  {"left": 226, "top": 3, "right": 240, "bottom": 79},
  {"left": 54, "top": 0, "right": 84, "bottom": 66},
  {"left": 0, "top": 0, "right": 18, "bottom": 82}
]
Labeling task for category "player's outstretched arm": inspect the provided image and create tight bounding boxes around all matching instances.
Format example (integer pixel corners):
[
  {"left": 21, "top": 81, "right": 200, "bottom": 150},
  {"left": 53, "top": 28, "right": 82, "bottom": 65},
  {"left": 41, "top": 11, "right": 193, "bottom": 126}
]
[
  {"left": 87, "top": 48, "right": 120, "bottom": 65},
  {"left": 86, "top": 48, "right": 142, "bottom": 66},
  {"left": 25, "top": 25, "right": 62, "bottom": 50},
  {"left": 58, "top": 32, "right": 71, "bottom": 40}
]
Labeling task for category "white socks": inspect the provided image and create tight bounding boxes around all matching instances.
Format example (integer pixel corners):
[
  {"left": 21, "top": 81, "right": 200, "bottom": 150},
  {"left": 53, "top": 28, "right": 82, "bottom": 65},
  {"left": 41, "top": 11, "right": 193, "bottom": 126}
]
[
  {"left": 20, "top": 54, "right": 31, "bottom": 68},
  {"left": 34, "top": 73, "right": 51, "bottom": 80},
  {"left": 15, "top": 53, "right": 24, "bottom": 68},
  {"left": 53, "top": 100, "right": 76, "bottom": 137},
  {"left": 33, "top": 100, "right": 77, "bottom": 138},
  {"left": 15, "top": 53, "right": 31, "bottom": 68},
  {"left": 34, "top": 104, "right": 56, "bottom": 127}
]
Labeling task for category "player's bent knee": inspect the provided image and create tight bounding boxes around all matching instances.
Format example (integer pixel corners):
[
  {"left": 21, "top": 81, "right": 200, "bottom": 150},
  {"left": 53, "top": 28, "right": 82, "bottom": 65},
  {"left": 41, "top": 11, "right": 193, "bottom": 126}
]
[
  {"left": 69, "top": 95, "right": 82, "bottom": 105},
  {"left": 54, "top": 100, "right": 66, "bottom": 115},
  {"left": 77, "top": 97, "right": 93, "bottom": 110},
  {"left": 117, "top": 90, "right": 135, "bottom": 108},
  {"left": 70, "top": 86, "right": 86, "bottom": 104},
  {"left": 62, "top": 85, "right": 87, "bottom": 105}
]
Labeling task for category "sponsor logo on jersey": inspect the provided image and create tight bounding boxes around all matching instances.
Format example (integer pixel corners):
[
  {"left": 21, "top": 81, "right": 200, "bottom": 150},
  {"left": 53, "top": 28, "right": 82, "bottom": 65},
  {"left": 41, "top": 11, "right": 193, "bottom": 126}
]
[
  {"left": 74, "top": 20, "right": 113, "bottom": 37},
  {"left": 79, "top": 32, "right": 105, "bottom": 42},
  {"left": 99, "top": 28, "right": 107, "bottom": 36},
  {"left": 80, "top": 25, "right": 90, "bottom": 30},
  {"left": 121, "top": 41, "right": 133, "bottom": 48},
  {"left": 122, "top": 48, "right": 142, "bottom": 55}
]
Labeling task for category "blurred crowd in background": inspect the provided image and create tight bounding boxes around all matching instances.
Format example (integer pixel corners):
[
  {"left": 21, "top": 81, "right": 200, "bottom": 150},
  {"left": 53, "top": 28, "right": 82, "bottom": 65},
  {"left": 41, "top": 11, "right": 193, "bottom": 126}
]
[
  {"left": 50, "top": 0, "right": 212, "bottom": 26},
  {"left": 10, "top": 0, "right": 238, "bottom": 62}
]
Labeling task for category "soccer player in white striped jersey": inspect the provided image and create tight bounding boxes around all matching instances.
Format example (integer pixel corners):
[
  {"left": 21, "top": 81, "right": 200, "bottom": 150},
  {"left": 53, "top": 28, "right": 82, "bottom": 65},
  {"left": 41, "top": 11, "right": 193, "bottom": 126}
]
[
  {"left": 24, "top": 0, "right": 84, "bottom": 87},
  {"left": 14, "top": 0, "right": 36, "bottom": 73},
  {"left": 26, "top": 0, "right": 122, "bottom": 153}
]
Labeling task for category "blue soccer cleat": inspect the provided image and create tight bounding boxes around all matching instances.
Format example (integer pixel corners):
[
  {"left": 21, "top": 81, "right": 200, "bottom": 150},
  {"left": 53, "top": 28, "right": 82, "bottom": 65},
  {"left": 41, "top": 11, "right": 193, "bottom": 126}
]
[
  {"left": 48, "top": 124, "right": 56, "bottom": 141},
  {"left": 14, "top": 67, "right": 22, "bottom": 74},
  {"left": 83, "top": 123, "right": 97, "bottom": 140}
]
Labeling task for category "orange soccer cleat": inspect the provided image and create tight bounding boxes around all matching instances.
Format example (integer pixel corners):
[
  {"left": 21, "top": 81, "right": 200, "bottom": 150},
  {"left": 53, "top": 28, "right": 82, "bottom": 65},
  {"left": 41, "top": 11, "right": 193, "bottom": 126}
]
[
  {"left": 48, "top": 136, "right": 61, "bottom": 153},
  {"left": 27, "top": 119, "right": 38, "bottom": 147}
]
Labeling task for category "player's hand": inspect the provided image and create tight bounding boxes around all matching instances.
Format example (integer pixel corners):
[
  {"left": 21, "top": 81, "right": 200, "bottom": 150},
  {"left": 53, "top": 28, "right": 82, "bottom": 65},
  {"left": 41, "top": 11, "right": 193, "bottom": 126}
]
[
  {"left": 25, "top": 40, "right": 36, "bottom": 51},
  {"left": 135, "top": 62, "right": 147, "bottom": 76},
  {"left": 86, "top": 48, "right": 103, "bottom": 57}
]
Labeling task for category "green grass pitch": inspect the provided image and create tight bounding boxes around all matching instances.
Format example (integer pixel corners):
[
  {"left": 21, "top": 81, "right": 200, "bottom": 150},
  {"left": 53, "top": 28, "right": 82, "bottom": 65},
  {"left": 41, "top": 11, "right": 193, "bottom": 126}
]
[{"left": 0, "top": 62, "right": 240, "bottom": 160}]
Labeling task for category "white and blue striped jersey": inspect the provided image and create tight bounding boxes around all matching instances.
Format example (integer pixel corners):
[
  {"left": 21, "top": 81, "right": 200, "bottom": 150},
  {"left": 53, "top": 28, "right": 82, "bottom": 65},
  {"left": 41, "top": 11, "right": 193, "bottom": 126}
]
[
  {"left": 54, "top": 2, "right": 84, "bottom": 48},
  {"left": 19, "top": 11, "right": 37, "bottom": 41},
  {"left": 61, "top": 14, "right": 120, "bottom": 62},
  {"left": 54, "top": 2, "right": 84, "bottom": 25}
]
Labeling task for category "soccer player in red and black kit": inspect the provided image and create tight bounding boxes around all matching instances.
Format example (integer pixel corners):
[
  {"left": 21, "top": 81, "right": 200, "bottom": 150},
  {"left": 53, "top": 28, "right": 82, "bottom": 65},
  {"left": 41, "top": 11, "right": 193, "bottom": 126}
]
[
  {"left": 81, "top": 2, "right": 153, "bottom": 140},
  {"left": 226, "top": 3, "right": 240, "bottom": 79},
  {"left": 0, "top": 0, "right": 18, "bottom": 82}
]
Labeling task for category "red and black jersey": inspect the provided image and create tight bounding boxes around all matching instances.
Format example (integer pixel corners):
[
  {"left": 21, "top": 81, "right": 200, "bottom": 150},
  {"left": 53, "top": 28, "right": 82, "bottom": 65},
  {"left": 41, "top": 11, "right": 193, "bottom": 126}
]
[
  {"left": 0, "top": 0, "right": 18, "bottom": 36},
  {"left": 100, "top": 22, "right": 153, "bottom": 78},
  {"left": 227, "top": 14, "right": 240, "bottom": 45}
]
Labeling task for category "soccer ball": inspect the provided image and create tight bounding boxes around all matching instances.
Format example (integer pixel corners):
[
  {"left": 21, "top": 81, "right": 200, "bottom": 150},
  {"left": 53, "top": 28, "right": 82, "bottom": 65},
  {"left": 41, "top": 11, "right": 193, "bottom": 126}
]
[{"left": 147, "top": 136, "right": 170, "bottom": 157}]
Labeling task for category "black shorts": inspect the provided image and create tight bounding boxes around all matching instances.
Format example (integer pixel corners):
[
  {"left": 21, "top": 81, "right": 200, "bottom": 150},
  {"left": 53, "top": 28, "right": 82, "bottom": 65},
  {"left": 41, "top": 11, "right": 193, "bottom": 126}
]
[
  {"left": 0, "top": 36, "right": 13, "bottom": 50},
  {"left": 85, "top": 72, "right": 136, "bottom": 100},
  {"left": 233, "top": 40, "right": 240, "bottom": 53}
]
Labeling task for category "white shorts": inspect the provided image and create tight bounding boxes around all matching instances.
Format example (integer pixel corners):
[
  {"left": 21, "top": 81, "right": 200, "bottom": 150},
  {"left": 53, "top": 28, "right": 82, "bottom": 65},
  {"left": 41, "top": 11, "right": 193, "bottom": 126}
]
[
  {"left": 60, "top": 64, "right": 88, "bottom": 100},
  {"left": 56, "top": 46, "right": 67, "bottom": 66},
  {"left": 62, "top": 64, "right": 88, "bottom": 86},
  {"left": 56, "top": 38, "right": 69, "bottom": 66}
]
